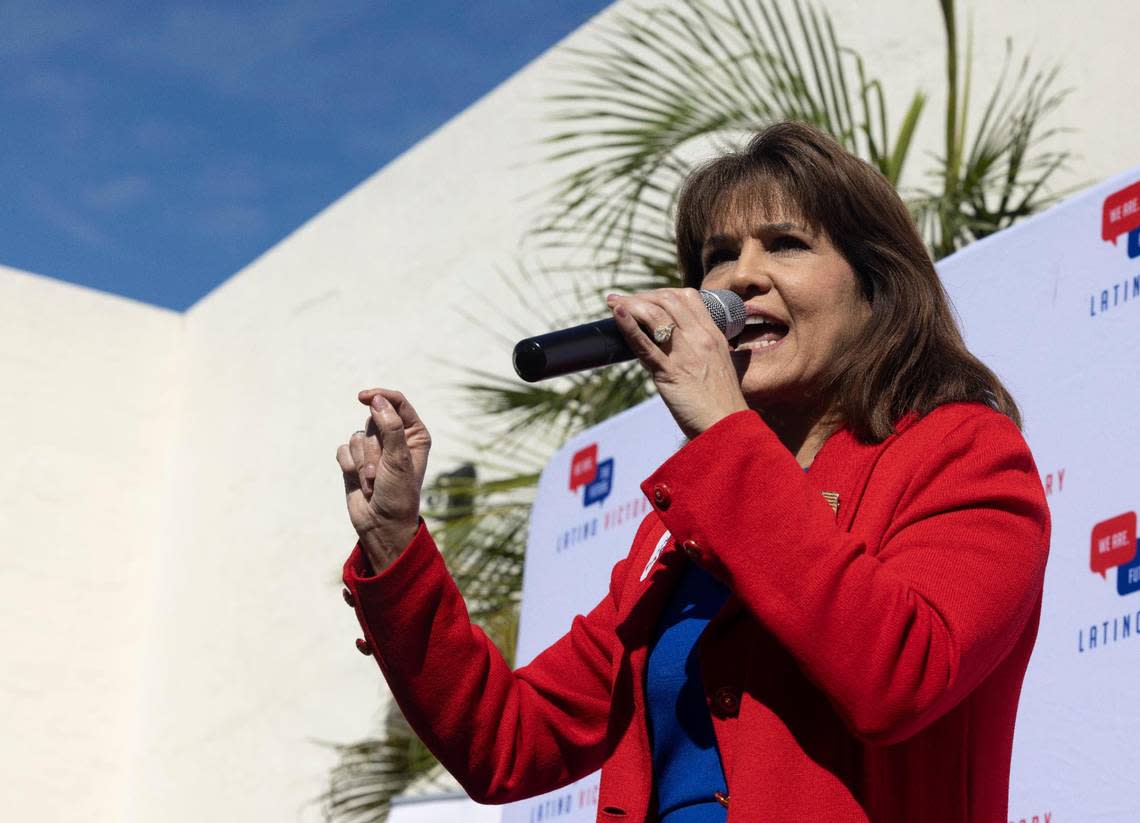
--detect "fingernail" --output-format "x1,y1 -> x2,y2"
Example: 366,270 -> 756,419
371,395 -> 386,410
605,293 -> 618,303
615,304 -> 628,317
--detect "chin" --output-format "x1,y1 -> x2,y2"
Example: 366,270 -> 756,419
739,373 -> 803,413
740,383 -> 783,411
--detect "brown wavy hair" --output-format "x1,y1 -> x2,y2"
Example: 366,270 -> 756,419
674,121 -> 1021,443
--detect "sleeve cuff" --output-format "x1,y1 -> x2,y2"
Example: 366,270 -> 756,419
342,518 -> 436,591
640,408 -> 798,502
638,408 -> 816,573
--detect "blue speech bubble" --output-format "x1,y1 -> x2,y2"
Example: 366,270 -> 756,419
1117,538 -> 1140,596
583,457 -> 614,507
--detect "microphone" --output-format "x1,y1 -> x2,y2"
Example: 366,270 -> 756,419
512,289 -> 747,382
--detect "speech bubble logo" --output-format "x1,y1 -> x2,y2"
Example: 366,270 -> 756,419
1117,539 -> 1140,596
569,444 -> 598,492
583,457 -> 614,507
1102,181 -> 1140,250
1090,512 -> 1137,578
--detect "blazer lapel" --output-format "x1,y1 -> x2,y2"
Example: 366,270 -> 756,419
807,419 -> 909,533
698,422 -> 899,628
614,519 -> 687,649
612,417 -> 908,648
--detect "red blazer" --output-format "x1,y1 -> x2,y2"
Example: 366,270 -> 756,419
342,402 -> 1050,822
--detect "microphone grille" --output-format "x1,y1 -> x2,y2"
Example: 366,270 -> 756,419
700,289 -> 746,339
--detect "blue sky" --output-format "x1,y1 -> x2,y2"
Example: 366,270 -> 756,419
0,0 -> 613,311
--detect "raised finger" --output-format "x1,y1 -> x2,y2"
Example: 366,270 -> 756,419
362,415 -> 382,465
369,395 -> 413,473
359,388 -> 426,432
337,444 -> 363,498
348,430 -> 375,497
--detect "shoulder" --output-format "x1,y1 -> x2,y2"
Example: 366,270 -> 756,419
877,402 -> 1048,535
886,401 -> 1030,471
843,401 -> 1035,503
894,400 -> 1022,444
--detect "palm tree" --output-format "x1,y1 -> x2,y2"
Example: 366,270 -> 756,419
320,0 -> 1070,818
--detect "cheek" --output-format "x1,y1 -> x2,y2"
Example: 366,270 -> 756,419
819,267 -> 870,332
834,304 -> 871,347
797,296 -> 870,358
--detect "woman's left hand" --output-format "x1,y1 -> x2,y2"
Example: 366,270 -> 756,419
607,288 -> 748,439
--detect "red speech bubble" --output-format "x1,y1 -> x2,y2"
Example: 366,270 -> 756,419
1090,512 -> 1137,578
569,444 -> 598,492
1102,181 -> 1140,245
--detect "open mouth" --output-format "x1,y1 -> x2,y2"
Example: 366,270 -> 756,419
733,315 -> 790,351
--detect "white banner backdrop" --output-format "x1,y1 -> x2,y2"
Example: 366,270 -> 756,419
496,164 -> 1140,823
502,395 -> 684,823
938,167 -> 1140,823
388,793 -> 503,823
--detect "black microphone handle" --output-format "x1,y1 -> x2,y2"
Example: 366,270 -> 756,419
513,317 -> 634,382
512,289 -> 745,382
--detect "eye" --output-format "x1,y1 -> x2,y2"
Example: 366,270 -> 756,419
770,234 -> 808,252
702,248 -> 735,273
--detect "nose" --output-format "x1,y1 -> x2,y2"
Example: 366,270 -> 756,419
727,238 -> 774,297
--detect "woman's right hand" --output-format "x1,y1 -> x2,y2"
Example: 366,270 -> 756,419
336,388 -> 432,573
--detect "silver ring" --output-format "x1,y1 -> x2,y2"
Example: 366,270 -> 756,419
653,323 -> 676,344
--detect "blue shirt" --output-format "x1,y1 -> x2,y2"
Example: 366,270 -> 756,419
646,466 -> 808,820
645,562 -> 731,822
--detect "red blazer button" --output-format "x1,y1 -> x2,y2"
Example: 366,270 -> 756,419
652,483 -> 672,509
680,539 -> 700,559
713,686 -> 740,717
341,587 -> 356,608
355,638 -> 373,656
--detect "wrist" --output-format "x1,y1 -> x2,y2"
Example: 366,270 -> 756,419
684,401 -> 750,440
360,520 -> 419,573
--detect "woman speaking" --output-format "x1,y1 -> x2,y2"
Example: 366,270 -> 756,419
334,122 -> 1050,823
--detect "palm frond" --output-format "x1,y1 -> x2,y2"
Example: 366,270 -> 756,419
913,28 -> 1071,257
535,0 -> 919,278
317,700 -> 444,823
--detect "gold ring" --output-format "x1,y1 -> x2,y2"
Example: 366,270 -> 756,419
653,323 -> 676,344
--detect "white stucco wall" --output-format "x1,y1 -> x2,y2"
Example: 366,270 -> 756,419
3,1 -> 1138,822
0,266 -> 181,823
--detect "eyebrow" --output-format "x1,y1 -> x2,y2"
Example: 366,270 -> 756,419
702,222 -> 811,249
